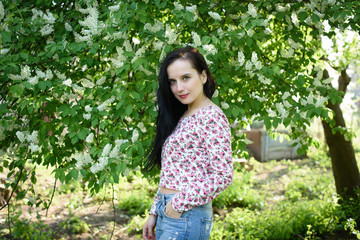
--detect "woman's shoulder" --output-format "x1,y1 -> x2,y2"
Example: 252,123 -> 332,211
196,104 -> 228,123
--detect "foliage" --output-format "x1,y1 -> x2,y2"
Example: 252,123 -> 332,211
117,189 -> 153,215
1,0 -> 359,197
127,214 -> 147,235
0,209 -> 54,240
60,215 -> 91,234
213,171 -> 264,210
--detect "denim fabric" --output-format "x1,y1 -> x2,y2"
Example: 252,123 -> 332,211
155,192 -> 213,240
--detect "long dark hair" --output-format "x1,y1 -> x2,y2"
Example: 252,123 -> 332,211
144,46 -> 216,171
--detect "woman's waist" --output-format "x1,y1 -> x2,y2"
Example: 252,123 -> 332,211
159,187 -> 180,194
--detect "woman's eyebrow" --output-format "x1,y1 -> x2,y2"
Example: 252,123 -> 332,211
168,73 -> 192,81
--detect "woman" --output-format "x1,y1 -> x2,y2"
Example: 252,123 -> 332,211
143,46 -> 233,240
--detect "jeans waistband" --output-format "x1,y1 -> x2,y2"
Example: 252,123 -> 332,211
156,191 -> 212,208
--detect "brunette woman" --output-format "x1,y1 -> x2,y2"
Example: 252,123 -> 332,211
143,46 -> 233,240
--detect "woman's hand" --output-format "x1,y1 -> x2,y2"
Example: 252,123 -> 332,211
143,214 -> 157,240
165,200 -> 182,218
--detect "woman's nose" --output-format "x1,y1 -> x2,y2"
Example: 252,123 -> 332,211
176,82 -> 184,91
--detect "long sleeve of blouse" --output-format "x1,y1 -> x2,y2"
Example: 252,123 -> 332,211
149,105 -> 233,215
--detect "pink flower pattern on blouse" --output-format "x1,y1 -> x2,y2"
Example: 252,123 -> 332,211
149,105 -> 233,215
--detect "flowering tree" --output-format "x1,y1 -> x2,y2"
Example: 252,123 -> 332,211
0,0 -> 359,210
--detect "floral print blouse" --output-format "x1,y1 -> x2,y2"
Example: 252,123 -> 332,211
149,105 -> 233,214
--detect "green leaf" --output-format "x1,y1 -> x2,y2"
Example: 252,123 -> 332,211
1,31 -> 11,43
264,117 -> 271,130
9,85 -> 23,97
110,171 -> 119,183
77,128 -> 89,140
70,168 -> 79,180
38,81 -> 47,90
125,104 -> 133,115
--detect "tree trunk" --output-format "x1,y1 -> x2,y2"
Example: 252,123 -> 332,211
321,69 -> 360,199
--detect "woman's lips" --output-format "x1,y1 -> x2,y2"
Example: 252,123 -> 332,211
179,94 -> 189,99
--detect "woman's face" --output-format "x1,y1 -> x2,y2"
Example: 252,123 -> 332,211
167,59 -> 207,109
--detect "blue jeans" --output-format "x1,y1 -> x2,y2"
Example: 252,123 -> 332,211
155,192 -> 213,240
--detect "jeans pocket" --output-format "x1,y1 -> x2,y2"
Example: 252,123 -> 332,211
200,217 -> 213,240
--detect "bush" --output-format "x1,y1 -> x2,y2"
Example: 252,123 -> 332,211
213,171 -> 264,210
117,190 -> 153,215
60,215 -> 91,234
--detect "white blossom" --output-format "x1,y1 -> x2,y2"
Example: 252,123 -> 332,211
109,145 -> 120,159
185,5 -> 198,22
185,5 -> 197,14
254,61 -> 263,70
291,12 -> 299,28
208,11 -> 221,21
16,131 -> 26,143
65,22 -> 73,31
132,37 -> 140,45
83,113 -> 91,120
153,40 -> 163,51
173,2 -> 184,10
21,65 -> 31,80
137,122 -> 147,133
108,4 -> 120,12
81,79 -> 95,88
281,48 -> 294,58
276,103 -> 288,118
266,108 -> 277,117
102,143 -> 112,157
165,24 -> 177,44
288,38 -> 303,49
245,61 -> 252,71
0,2 -> 4,21
248,3 -> 257,18
238,51 -> 245,66
8,74 -> 22,81
85,105 -> 92,112
257,74 -> 271,85
191,31 -> 202,47
264,28 -> 272,35
123,40 -> 132,52
96,76 -> 106,85
144,20 -> 164,33
282,91 -> 291,100
283,100 -> 292,108
28,76 -> 39,85
63,79 -> 72,87
221,102 -> 229,109
203,44 -> 217,55
29,143 -> 40,153
251,52 -> 258,64
46,69 -> 53,79
213,89 -> 219,98
247,28 -> 254,37
40,24 -> 54,36
79,6 -> 100,35
131,129 -> 139,142
86,133 -> 94,143
28,131 -> 39,144
55,70 -> 66,80
276,4 -> 287,12
36,69 -> 46,78
0,48 -> 9,55
97,102 -> 107,112
315,96 -> 328,107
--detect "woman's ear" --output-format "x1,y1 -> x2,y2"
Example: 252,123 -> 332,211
201,70 -> 207,84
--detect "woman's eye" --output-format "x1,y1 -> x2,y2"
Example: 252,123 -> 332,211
183,76 -> 190,80
170,80 -> 175,85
